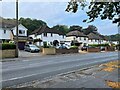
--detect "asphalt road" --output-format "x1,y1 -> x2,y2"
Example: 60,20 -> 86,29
1,52 -> 118,87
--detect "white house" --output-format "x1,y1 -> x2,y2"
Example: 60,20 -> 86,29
87,32 -> 109,45
29,25 -> 66,46
0,20 -> 28,50
65,30 -> 88,47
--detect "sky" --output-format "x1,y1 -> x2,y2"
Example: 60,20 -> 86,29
1,0 -> 119,35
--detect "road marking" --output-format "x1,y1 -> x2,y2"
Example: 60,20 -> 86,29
1,59 -> 117,83
2,55 -> 118,72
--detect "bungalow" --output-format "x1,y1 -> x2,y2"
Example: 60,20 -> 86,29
87,32 -> 102,44
65,30 -> 88,47
29,25 -> 66,46
0,19 -> 28,50
87,32 -> 109,45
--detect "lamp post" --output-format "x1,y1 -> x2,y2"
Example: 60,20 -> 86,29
15,0 -> 19,57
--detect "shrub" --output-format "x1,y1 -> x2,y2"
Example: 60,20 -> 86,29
0,43 -> 16,50
89,44 -> 109,47
70,45 -> 78,49
43,42 -> 53,48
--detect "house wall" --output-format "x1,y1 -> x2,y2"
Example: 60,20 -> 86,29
65,36 -> 88,46
29,33 -> 66,46
0,28 -> 11,40
12,24 -> 27,37
88,39 -> 99,44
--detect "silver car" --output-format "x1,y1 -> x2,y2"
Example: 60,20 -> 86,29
24,44 -> 40,52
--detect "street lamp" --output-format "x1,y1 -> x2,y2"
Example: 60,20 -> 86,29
15,0 -> 19,57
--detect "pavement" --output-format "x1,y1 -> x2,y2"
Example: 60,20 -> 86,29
13,61 -> 119,88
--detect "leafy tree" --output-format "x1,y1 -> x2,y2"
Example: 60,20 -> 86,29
52,25 -> 69,34
19,18 -> 46,35
82,25 -> 98,35
69,25 -> 82,31
105,34 -> 120,41
66,0 -> 120,25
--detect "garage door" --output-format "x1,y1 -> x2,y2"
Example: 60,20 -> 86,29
18,42 -> 25,50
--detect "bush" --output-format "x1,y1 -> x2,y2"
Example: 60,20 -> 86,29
0,43 -> 16,50
70,45 -> 78,49
43,42 -> 53,48
89,44 -> 109,47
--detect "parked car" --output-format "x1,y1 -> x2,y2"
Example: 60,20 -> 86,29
24,44 -> 40,52
64,44 -> 70,49
100,46 -> 105,51
81,46 -> 88,51
56,44 -> 70,49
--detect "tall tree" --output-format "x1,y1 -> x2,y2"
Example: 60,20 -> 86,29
19,18 -> 46,35
52,25 -> 69,34
82,25 -> 98,35
66,0 -> 120,25
69,25 -> 82,31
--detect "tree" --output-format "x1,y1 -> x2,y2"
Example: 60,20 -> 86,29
52,25 -> 69,34
69,25 -> 82,31
19,18 -> 46,35
66,0 -> 120,25
82,25 -> 98,35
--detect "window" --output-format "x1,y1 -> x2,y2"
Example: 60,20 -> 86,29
79,37 -> 81,40
84,37 -> 86,40
4,30 -> 6,34
19,30 -> 25,34
51,33 -> 53,37
63,35 -> 64,39
44,33 -> 47,37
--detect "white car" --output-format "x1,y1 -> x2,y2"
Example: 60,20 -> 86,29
56,44 -> 70,49
24,44 -> 40,52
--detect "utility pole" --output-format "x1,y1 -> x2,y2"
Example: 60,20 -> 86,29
15,0 -> 19,57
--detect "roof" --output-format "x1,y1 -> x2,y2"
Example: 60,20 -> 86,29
87,33 -> 102,40
0,18 -> 19,28
66,30 -> 87,37
32,25 -> 65,35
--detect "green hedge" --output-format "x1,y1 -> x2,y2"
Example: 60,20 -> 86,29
70,45 -> 78,49
0,43 -> 16,50
88,44 -> 109,47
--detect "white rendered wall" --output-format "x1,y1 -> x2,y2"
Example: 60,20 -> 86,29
12,24 -> 28,36
0,28 -> 11,40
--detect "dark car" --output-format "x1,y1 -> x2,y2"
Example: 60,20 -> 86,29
100,46 -> 105,51
24,44 -> 40,52
81,46 -> 88,51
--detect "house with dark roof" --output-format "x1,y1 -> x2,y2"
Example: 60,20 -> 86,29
87,32 -> 109,44
0,19 -> 28,50
65,30 -> 88,47
29,25 -> 66,46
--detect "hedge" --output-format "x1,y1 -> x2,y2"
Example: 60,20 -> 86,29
0,43 -> 16,50
70,45 -> 78,49
88,44 -> 109,47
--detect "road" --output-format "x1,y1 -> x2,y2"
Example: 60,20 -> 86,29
1,52 -> 118,87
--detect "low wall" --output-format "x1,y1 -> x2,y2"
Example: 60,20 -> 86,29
105,47 -> 115,51
56,48 -> 78,54
42,48 -> 56,55
87,47 -> 100,52
0,49 -> 16,58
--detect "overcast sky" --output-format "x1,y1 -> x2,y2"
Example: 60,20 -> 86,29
1,1 -> 119,35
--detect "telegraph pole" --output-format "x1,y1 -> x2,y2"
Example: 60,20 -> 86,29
15,0 -> 19,57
